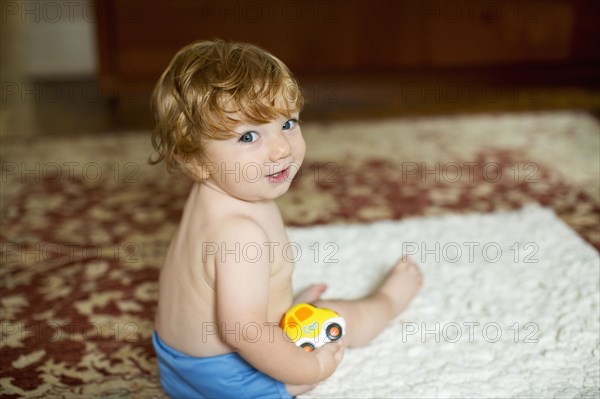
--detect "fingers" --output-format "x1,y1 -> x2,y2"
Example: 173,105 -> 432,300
314,341 -> 345,380
332,341 -> 345,363
293,284 -> 329,305
285,383 -> 317,396
319,341 -> 344,362
317,283 -> 328,296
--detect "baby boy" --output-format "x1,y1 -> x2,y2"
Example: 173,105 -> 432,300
150,39 -> 422,398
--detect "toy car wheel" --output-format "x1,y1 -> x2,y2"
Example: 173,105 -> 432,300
300,343 -> 315,352
326,323 -> 342,341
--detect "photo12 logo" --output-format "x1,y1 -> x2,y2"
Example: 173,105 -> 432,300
1,161 -> 139,184
201,161 -> 339,184
400,321 -> 540,344
2,1 -> 96,23
1,321 -> 140,344
401,241 -> 539,264
401,162 -> 539,184
0,240 -> 170,265
201,241 -> 339,264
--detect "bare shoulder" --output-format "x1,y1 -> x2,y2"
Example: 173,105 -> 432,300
210,214 -> 270,250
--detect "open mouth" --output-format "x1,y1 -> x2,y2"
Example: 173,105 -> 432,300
267,167 -> 290,183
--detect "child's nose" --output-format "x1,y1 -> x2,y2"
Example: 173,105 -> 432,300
268,133 -> 292,162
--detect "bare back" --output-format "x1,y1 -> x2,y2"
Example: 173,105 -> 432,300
155,182 -> 294,357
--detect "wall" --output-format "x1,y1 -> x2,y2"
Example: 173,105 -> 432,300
3,0 -> 97,79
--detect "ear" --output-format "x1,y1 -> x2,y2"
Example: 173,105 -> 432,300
188,162 -> 211,182
196,157 -> 215,181
198,167 -> 211,180
177,155 -> 211,182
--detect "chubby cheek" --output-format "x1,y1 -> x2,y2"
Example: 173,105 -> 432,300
205,145 -> 255,178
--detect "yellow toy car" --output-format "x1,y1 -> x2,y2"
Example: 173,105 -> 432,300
279,303 -> 346,352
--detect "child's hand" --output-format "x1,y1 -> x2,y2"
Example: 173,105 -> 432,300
314,341 -> 345,380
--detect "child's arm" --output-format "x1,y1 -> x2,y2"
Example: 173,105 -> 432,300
213,217 -> 344,385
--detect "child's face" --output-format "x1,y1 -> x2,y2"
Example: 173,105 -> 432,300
202,113 -> 305,201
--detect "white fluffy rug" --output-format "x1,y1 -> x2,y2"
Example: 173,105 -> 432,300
289,205 -> 599,398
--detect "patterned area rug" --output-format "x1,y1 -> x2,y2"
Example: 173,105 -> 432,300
1,111 -> 598,397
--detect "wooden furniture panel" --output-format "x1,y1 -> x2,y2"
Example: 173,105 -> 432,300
424,0 -> 575,66
95,0 -> 600,97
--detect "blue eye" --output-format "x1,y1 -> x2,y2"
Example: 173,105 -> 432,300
239,131 -> 258,143
283,119 -> 298,130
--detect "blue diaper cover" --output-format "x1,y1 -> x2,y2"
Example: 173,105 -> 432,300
152,331 -> 292,398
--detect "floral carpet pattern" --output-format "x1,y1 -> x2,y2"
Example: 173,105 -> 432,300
0,111 -> 598,397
